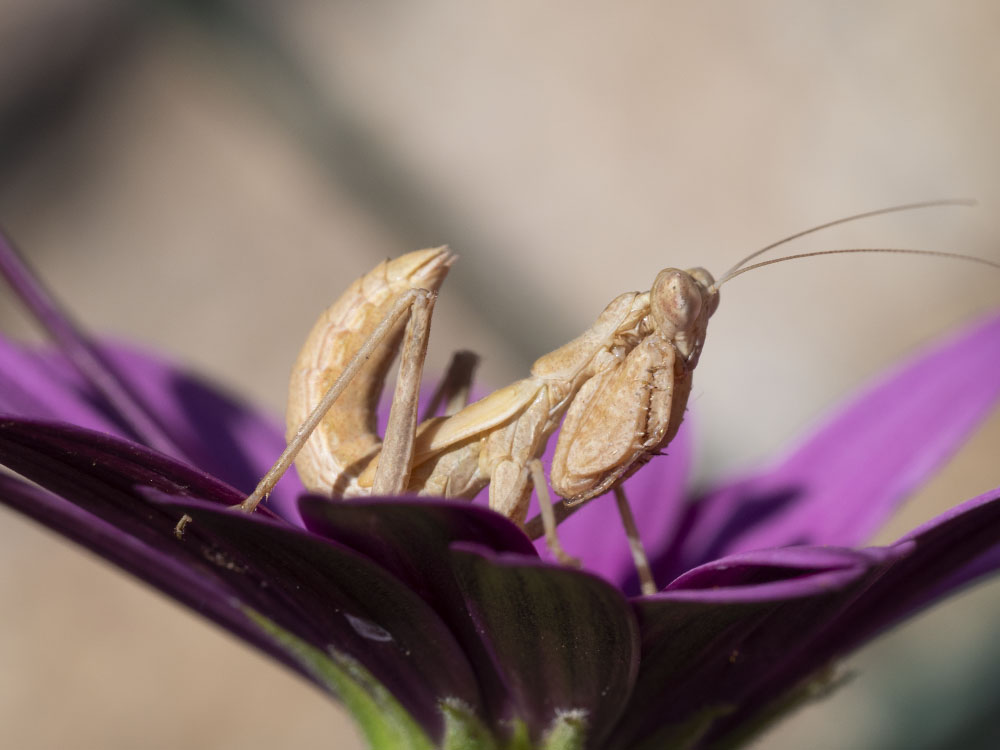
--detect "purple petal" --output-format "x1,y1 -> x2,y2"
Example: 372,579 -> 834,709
663,545 -> 904,600
826,485 -> 1000,651
0,336 -> 127,434
157,497 -> 482,742
0,234 -> 184,455
300,496 -> 535,734
618,484 -> 1000,748
96,344 -> 305,525
532,420 -> 694,593
299,495 -> 537,604
0,418 -> 482,740
449,543 -> 640,745
702,484 -> 1000,746
0,418 -> 245,532
664,312 -> 1000,576
607,548 -> 900,749
0,474 -> 301,676
0,335 -> 305,525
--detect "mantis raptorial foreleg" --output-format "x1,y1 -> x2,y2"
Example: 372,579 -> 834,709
372,289 -> 435,495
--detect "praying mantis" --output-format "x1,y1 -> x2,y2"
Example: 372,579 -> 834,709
228,200 -> 998,588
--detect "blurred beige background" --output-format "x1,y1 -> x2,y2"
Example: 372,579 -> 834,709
0,1 -> 999,748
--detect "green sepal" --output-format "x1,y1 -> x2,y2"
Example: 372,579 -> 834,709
501,720 -> 533,750
243,607 -> 435,750
441,698 -> 499,750
439,713 -> 541,750
540,711 -> 588,750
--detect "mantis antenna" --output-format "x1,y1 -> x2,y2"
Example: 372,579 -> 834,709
714,246 -> 1000,289
717,198 -> 978,282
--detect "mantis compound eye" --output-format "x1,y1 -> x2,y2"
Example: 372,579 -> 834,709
686,266 -> 720,317
650,268 -> 705,336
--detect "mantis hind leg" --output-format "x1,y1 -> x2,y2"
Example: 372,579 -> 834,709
422,350 -> 480,420
241,287 -> 437,512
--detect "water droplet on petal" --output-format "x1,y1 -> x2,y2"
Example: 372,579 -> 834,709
345,613 -> 394,642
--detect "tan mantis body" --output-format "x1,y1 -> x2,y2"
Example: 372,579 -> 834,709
285,247 -> 718,527
230,201 -> 993,575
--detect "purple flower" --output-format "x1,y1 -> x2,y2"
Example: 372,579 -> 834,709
1,233 -> 999,749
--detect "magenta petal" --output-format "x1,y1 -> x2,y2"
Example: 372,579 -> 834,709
0,335 -> 305,525
666,312 -> 1000,575
95,344 -> 306,525
0,336 -> 125,434
0,235 -> 185,455
523,420 -> 693,591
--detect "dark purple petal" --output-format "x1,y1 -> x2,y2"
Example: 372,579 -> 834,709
619,485 -> 1000,748
0,418 -> 245,538
822,485 -> 1000,653
0,418 -> 483,740
663,545 -> 903,600
299,495 -> 536,605
700,484 -> 1000,746
300,496 -> 535,734
449,543 -> 640,745
156,497 -> 483,742
0,473 -> 302,677
0,421 -> 292,668
0,421 -> 316,683
662,312 -> 1000,577
607,547 -> 903,749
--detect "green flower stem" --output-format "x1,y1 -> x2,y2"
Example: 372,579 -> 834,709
243,607 -> 435,750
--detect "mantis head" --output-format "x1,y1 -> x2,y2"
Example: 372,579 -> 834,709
649,267 -> 719,366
